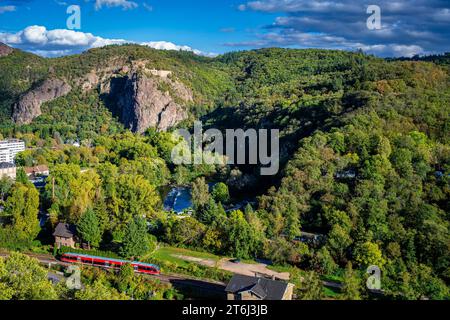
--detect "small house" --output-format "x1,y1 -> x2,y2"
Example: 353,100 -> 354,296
24,165 -> 49,178
225,274 -> 294,300
53,222 -> 77,249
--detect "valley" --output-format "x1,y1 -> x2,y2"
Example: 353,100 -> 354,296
0,43 -> 449,300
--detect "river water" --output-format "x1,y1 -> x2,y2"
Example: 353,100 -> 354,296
163,186 -> 193,214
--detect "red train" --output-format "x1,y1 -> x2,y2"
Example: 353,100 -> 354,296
61,252 -> 160,275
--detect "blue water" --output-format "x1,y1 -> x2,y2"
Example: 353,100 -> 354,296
163,187 -> 193,214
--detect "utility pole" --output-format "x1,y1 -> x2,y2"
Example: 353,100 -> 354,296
52,176 -> 55,201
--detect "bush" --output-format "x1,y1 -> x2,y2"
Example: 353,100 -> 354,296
57,246 -> 121,259
0,227 -> 35,251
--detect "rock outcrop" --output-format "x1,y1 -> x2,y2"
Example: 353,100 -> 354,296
12,78 -> 72,124
0,43 -> 13,57
115,72 -> 189,133
11,58 -> 191,132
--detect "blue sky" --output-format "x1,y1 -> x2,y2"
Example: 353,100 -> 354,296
0,0 -> 449,57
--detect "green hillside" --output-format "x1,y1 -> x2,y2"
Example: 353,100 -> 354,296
0,45 -> 449,299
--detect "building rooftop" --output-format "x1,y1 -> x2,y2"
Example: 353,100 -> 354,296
225,274 -> 290,300
24,165 -> 49,175
0,139 -> 24,144
53,222 -> 76,238
0,162 -> 16,169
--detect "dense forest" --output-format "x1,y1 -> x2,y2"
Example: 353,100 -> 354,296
0,44 -> 449,300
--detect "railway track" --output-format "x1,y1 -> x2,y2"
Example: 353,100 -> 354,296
0,251 -> 226,294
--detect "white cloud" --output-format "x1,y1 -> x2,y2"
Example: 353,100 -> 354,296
242,0 -> 358,13
359,44 -> 425,57
95,0 -> 138,10
235,0 -> 450,56
0,26 -> 126,52
433,8 -> 450,22
141,41 -> 198,53
226,28 -> 426,57
0,5 -> 16,14
0,25 -> 215,57
143,3 -> 153,12
141,41 -> 217,57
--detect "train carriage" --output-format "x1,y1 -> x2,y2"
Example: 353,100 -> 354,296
61,252 -> 160,275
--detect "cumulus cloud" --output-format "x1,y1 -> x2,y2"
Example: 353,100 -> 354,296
0,25 -> 126,56
0,5 -> 16,13
234,0 -> 450,57
0,25 -> 214,57
95,0 -> 138,10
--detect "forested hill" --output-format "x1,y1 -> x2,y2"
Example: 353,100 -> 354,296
0,44 -> 449,299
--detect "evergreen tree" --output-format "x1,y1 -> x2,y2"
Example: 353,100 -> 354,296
211,182 -> 230,204
299,271 -> 324,300
120,217 -> 149,259
341,262 -> 362,300
226,210 -> 260,259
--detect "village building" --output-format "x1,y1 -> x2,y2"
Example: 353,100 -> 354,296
225,274 -> 294,300
0,139 -> 25,163
24,165 -> 50,178
53,222 -> 77,249
0,162 -> 16,180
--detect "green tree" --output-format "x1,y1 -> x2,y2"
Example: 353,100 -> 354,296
4,183 -> 40,240
211,182 -> 230,204
265,237 -> 308,265
15,168 -> 29,185
0,252 -> 57,300
75,279 -> 129,300
327,224 -> 352,263
117,263 -> 137,294
341,262 -> 362,300
192,177 -> 210,211
0,176 -> 13,202
169,216 -> 206,246
115,174 -> 160,222
299,271 -> 324,300
311,247 -> 338,275
120,216 -> 150,259
354,241 -> 386,269
77,208 -> 102,248
226,210 -> 260,259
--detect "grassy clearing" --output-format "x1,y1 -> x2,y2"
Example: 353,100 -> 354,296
144,246 -> 232,283
150,246 -> 220,267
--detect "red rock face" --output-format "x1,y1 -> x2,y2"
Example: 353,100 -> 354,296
0,43 -> 13,57
12,78 -> 72,124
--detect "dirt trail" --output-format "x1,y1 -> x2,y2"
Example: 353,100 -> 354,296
174,254 -> 290,280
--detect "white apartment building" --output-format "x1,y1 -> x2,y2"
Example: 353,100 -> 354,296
0,139 -> 25,163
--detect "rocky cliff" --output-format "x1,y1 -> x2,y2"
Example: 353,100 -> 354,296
10,55 -> 192,132
0,43 -> 13,57
116,72 -> 189,133
98,64 -> 191,133
12,78 -> 72,124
